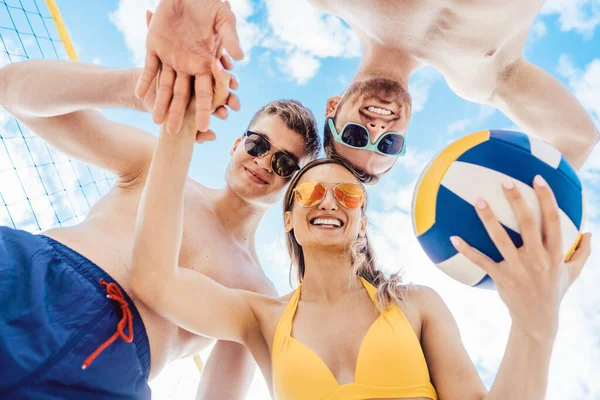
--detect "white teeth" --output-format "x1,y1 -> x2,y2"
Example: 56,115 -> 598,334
367,106 -> 392,116
311,218 -> 342,227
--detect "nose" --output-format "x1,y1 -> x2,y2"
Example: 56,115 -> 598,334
318,186 -> 338,211
367,121 -> 388,144
254,151 -> 273,173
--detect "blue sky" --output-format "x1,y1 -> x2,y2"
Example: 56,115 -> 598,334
1,0 -> 599,398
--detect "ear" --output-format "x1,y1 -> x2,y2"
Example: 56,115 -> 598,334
230,137 -> 242,156
284,211 -> 294,233
359,216 -> 367,238
325,96 -> 342,118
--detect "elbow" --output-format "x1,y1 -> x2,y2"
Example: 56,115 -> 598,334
130,256 -> 162,307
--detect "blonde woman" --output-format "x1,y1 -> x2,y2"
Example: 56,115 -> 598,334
132,100 -> 592,399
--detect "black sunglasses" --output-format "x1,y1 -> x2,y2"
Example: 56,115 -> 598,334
243,131 -> 300,178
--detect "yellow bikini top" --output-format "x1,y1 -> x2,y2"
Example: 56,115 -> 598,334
271,277 -> 438,400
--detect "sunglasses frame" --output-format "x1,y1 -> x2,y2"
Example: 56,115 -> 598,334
293,181 -> 366,209
243,131 -> 300,178
327,118 -> 406,157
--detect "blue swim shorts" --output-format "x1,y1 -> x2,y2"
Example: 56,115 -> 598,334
0,226 -> 151,399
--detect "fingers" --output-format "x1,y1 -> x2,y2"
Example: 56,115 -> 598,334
229,73 -> 239,91
473,196 -> 520,264
211,59 -> 231,110
220,53 -> 233,71
501,177 -> 543,253
153,65 -> 176,124
136,52 -> 160,98
216,7 -> 244,61
212,106 -> 228,120
533,175 -> 563,262
196,130 -> 216,144
194,72 -> 213,132
450,236 -> 496,279
566,232 -> 592,285
226,92 -> 240,111
166,74 -> 192,134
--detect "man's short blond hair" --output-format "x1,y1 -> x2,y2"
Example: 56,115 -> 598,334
248,100 -> 320,161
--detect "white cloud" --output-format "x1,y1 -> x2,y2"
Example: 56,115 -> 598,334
446,105 -> 497,135
530,20 -> 548,42
275,50 -> 321,86
408,66 -> 443,113
448,118 -> 471,135
542,0 -> 600,38
263,0 -> 360,83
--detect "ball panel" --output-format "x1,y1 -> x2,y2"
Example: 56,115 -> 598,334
437,252 -> 487,286
528,135 -> 562,169
489,130 -> 531,152
473,274 -> 496,289
557,155 -> 582,191
413,130 -> 490,236
456,139 -> 583,228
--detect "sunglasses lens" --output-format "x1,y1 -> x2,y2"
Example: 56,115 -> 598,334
272,152 -> 298,178
295,182 -> 326,207
334,183 -> 365,209
377,134 -> 404,155
245,134 -> 270,157
341,125 -> 369,148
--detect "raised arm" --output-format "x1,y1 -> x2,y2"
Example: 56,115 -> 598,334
420,176 -> 592,400
196,341 -> 256,400
0,60 -> 155,182
130,101 -> 258,345
491,58 -> 599,171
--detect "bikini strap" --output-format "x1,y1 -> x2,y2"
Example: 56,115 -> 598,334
272,283 -> 303,352
359,276 -> 380,309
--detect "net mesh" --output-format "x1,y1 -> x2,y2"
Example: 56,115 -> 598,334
0,0 -> 114,233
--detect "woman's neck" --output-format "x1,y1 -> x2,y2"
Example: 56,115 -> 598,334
299,247 -> 364,303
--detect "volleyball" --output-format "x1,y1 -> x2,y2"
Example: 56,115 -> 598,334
412,130 -> 585,288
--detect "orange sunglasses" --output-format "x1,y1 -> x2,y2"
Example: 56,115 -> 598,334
294,181 -> 365,209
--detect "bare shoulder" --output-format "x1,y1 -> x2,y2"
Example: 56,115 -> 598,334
401,284 -> 449,323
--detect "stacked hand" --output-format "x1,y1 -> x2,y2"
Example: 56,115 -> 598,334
135,0 -> 244,135
451,175 -> 592,340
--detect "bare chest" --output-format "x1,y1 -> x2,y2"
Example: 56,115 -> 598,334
316,0 -> 545,59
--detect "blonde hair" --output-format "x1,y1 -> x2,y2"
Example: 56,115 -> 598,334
283,156 -> 404,309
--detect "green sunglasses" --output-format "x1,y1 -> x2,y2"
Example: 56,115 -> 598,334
328,118 -> 406,157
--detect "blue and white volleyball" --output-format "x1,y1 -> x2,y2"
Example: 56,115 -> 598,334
412,130 -> 585,289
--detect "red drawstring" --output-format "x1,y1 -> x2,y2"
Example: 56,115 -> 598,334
82,279 -> 134,370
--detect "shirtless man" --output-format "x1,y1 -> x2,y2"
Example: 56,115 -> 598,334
0,46 -> 319,400
142,0 -> 599,182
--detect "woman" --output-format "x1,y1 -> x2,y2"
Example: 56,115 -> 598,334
131,99 -> 592,399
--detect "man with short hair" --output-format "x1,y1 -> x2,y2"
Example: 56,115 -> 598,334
0,56 -> 319,399
143,0 -> 599,182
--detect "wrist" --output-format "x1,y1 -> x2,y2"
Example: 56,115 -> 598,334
511,322 -> 557,348
116,68 -> 146,112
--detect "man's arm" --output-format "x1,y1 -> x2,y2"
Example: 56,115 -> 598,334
196,341 -> 255,400
491,58 -> 599,171
0,60 -> 155,183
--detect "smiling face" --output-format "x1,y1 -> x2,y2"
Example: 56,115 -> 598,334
325,78 -> 412,177
284,162 -> 366,252
225,114 -> 308,206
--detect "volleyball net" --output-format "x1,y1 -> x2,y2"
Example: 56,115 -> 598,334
0,0 -> 114,233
